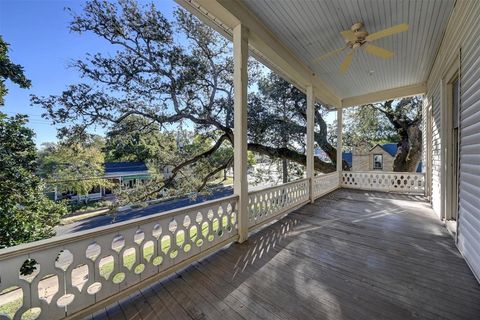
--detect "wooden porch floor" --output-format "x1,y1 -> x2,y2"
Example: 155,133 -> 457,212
88,189 -> 480,320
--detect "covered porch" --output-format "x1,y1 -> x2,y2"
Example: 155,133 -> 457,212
2,0 -> 480,319
90,189 -> 480,320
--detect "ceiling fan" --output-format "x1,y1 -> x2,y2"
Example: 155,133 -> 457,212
314,22 -> 409,73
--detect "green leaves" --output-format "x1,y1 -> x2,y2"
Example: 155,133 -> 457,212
0,114 -> 67,248
0,36 -> 32,106
37,139 -> 111,196
343,103 -> 399,150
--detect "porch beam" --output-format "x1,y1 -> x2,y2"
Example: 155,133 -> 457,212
306,85 -> 315,203
336,108 -> 343,174
341,83 -> 426,107
233,24 -> 249,243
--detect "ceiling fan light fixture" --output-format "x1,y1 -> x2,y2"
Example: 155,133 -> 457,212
313,22 -> 408,73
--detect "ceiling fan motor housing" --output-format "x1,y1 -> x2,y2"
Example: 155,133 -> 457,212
314,21 -> 407,73
348,22 -> 368,48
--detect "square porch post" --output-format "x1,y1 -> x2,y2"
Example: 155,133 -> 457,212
306,85 -> 315,203
337,108 -> 343,179
233,24 -> 249,243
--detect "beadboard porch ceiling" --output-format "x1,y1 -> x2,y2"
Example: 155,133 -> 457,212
178,0 -> 455,106
242,0 -> 454,99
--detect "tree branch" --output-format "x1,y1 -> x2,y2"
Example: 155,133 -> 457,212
196,157 -> 233,191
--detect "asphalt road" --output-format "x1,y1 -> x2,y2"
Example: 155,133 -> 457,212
55,187 -> 233,236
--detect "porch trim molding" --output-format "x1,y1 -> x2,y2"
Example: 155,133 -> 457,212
233,23 -> 249,243
306,85 -> 315,203
337,108 -> 343,177
341,83 -> 427,107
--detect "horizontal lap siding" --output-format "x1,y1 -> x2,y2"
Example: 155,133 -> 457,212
459,8 -> 480,281
427,0 -> 480,281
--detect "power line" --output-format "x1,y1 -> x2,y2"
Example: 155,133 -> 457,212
2,111 -> 45,117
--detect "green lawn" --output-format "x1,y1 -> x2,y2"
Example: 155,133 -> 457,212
0,294 -> 22,319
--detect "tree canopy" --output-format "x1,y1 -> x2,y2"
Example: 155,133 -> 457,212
0,113 -> 66,248
31,0 -> 341,202
0,35 -> 67,247
38,139 -> 111,198
344,96 -> 422,171
0,36 -> 31,106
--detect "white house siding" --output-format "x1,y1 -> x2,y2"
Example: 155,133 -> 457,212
426,0 -> 480,281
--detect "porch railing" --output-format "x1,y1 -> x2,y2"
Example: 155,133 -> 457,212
341,171 -> 425,194
0,196 -> 238,320
313,172 -> 340,199
248,178 -> 310,231
0,170 -> 425,320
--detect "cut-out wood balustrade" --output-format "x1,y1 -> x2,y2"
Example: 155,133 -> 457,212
0,170 -> 426,319
248,178 -> 310,230
341,171 -> 425,193
0,196 -> 238,320
313,172 -> 340,199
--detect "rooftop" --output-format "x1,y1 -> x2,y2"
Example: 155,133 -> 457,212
104,162 -> 149,175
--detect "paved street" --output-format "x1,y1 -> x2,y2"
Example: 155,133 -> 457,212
55,187 -> 233,236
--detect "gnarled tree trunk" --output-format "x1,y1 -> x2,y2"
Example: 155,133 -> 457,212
393,123 -> 422,172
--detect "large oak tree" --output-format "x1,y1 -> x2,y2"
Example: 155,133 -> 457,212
344,97 -> 422,172
32,0 -> 340,200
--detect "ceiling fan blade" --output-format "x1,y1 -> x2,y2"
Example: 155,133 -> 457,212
340,30 -> 356,42
366,23 -> 409,41
364,44 -> 394,59
339,50 -> 354,74
313,47 -> 347,63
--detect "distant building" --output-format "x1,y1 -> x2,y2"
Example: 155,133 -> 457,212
343,143 -> 422,172
103,162 -> 150,195
52,162 -> 151,202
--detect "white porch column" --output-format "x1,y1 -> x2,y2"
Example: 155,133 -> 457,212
336,108 -> 343,175
306,85 -> 315,203
233,24 -> 249,243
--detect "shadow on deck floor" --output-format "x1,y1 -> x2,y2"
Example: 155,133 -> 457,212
88,189 -> 480,320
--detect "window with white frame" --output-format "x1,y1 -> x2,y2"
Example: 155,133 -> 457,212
373,154 -> 383,170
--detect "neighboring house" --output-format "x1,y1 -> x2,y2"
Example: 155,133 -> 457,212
352,143 -> 396,171
343,143 -> 421,172
103,161 -> 150,195
52,162 -> 151,202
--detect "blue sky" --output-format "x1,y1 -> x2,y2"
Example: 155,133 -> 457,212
1,0 -> 336,147
0,0 -> 177,146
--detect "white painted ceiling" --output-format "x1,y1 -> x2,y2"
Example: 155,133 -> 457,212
242,0 -> 455,99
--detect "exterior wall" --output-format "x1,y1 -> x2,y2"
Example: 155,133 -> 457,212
426,0 -> 480,281
352,146 -> 394,171
351,154 -> 369,171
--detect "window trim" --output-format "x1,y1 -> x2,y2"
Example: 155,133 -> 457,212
373,154 -> 383,170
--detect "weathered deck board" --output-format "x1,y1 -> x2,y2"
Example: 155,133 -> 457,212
89,189 -> 480,320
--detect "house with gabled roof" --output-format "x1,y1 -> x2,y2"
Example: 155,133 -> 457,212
352,143 -> 397,171
343,143 -> 422,172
